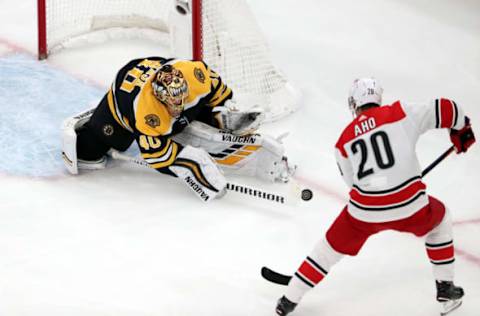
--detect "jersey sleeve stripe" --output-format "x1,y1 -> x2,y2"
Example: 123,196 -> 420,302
439,98 -> 454,128
209,89 -> 233,107
107,89 -> 125,128
143,142 -> 179,169
143,143 -> 174,163
109,85 -> 133,132
205,71 -> 233,107
141,139 -> 172,158
452,101 -> 459,128
435,99 -> 440,128
149,147 -> 178,169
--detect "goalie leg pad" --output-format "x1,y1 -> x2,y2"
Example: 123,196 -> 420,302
62,108 -> 107,174
173,121 -> 296,182
169,145 -> 227,202
254,134 -> 297,183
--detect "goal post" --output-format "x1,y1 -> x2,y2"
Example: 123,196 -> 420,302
37,0 -> 301,121
37,0 -> 48,60
191,0 -> 203,61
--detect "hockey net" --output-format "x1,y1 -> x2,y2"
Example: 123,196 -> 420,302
37,0 -> 300,121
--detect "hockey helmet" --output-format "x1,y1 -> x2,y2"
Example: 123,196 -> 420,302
348,78 -> 383,116
152,64 -> 189,117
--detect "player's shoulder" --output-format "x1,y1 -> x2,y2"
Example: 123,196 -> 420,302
114,57 -> 168,82
120,56 -> 162,70
172,59 -> 209,77
134,92 -> 175,137
335,101 -> 407,148
130,56 -> 170,66
172,59 -> 208,68
171,60 -> 212,92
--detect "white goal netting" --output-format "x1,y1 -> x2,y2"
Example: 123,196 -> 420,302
41,0 -> 300,121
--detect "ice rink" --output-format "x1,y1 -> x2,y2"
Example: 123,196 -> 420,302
0,0 -> 479,315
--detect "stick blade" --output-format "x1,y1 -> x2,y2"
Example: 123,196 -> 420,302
261,266 -> 292,286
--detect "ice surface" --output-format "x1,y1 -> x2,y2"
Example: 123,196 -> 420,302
0,0 -> 479,316
0,54 -> 103,177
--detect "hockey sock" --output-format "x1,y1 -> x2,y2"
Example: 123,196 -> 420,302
426,239 -> 455,281
425,209 -> 455,281
285,238 -> 344,303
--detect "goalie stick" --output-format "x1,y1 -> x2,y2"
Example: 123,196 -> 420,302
261,146 -> 457,286
107,150 -> 301,205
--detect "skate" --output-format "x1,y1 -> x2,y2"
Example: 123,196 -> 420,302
436,281 -> 464,316
275,296 -> 297,316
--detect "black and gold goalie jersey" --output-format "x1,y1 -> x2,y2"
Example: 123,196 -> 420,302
105,57 -> 233,174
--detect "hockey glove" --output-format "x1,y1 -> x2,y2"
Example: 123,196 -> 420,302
212,100 -> 265,136
450,117 -> 475,153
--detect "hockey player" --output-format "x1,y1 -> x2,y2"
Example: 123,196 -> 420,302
62,57 -> 293,202
275,78 -> 475,315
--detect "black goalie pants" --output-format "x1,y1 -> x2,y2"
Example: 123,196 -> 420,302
76,94 -> 135,161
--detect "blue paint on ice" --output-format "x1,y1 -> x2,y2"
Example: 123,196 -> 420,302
0,54 -> 104,177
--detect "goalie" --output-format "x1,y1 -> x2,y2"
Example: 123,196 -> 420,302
62,57 -> 295,202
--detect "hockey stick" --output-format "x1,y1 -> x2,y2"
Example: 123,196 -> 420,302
261,146 -> 457,286
421,146 -> 455,177
108,150 -> 294,204
261,266 -> 292,285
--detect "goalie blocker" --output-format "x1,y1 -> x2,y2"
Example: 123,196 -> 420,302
169,145 -> 227,202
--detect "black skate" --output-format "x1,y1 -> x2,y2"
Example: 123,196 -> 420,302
436,281 -> 464,316
275,296 -> 297,316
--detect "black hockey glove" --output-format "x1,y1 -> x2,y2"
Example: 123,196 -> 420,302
171,115 -> 190,134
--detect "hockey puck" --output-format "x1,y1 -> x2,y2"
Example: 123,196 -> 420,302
301,189 -> 313,201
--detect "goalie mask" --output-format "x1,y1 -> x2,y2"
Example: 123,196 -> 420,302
348,78 -> 383,116
152,64 -> 189,117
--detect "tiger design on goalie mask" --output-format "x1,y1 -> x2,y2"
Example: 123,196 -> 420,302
152,65 -> 189,118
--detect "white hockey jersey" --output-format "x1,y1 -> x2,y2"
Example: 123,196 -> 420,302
335,99 -> 466,223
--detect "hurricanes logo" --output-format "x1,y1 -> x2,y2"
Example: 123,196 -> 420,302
194,67 -> 205,83
145,114 -> 160,128
103,124 -> 114,136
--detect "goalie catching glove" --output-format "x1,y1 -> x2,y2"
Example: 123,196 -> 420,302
212,99 -> 266,135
